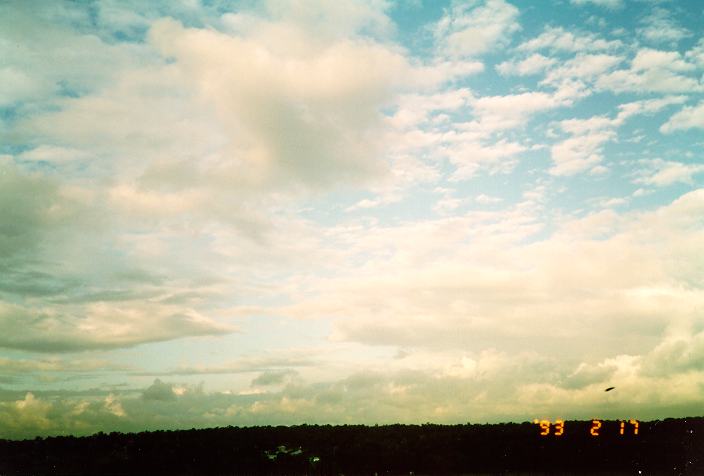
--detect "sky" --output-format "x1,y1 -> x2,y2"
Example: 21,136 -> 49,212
0,0 -> 703,439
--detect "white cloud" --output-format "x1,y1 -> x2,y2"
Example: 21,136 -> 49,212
496,53 -> 556,76
386,86 -> 573,182
550,128 -> 613,176
517,26 -> 622,53
634,159 -> 704,187
542,53 -> 623,86
550,96 -> 688,176
685,38 -> 704,68
638,7 -> 691,45
447,139 -> 527,180
571,0 -> 623,8
435,0 -> 520,57
476,194 -> 503,204
388,89 -> 473,130
597,48 -> 703,93
660,101 -> 704,132
147,17 -> 417,189
284,190 -> 704,360
466,90 -> 572,133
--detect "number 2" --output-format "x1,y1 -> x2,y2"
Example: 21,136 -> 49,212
590,420 -> 602,436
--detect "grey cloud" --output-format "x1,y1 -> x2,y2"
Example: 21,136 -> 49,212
640,332 -> 704,377
0,161 -> 239,353
0,162 -> 64,261
0,1 -> 149,114
142,379 -> 177,401
561,362 -> 618,389
252,370 -> 299,387
0,302 -> 234,353
1,360 -> 703,439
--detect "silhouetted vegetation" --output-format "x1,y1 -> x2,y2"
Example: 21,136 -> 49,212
0,417 -> 701,475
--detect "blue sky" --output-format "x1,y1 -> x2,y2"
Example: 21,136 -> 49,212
0,0 -> 703,438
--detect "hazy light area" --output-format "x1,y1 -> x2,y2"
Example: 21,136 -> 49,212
1,0 -> 703,439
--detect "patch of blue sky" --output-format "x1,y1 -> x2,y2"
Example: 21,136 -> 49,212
388,1 -> 444,56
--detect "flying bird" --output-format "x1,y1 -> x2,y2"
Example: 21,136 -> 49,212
604,386 -> 615,392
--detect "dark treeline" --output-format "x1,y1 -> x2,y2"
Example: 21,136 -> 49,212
0,418 -> 702,475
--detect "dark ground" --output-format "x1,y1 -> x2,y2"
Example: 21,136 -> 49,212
0,417 -> 701,475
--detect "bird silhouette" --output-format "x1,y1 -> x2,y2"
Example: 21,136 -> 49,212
604,386 -> 615,392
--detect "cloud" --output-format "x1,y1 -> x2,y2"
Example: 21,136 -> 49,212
570,0 -> 623,8
634,159 -> 704,187
685,38 -> 704,68
549,96 -> 686,175
2,3 -> 461,355
562,360 -> 618,389
597,48 -> 703,93
450,90 -> 574,143
252,369 -> 299,387
141,16 -> 461,192
549,128 -> 613,176
1,0 -> 703,438
638,7 -> 691,45
270,190 -> 704,366
475,194 -> 502,205
258,0 -> 394,41
142,379 -> 177,401
1,341 -> 704,439
0,301 -> 233,353
0,357 -> 129,376
0,163 -> 236,352
145,351 -> 319,376
0,2 -> 148,110
0,393 -> 54,434
541,53 -> 623,86
385,86 -> 573,182
496,54 -> 556,76
435,0 -> 520,57
517,26 -> 622,53
660,101 -> 704,132
447,139 -> 527,180
640,331 -> 704,377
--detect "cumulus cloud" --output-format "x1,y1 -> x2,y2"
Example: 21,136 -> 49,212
597,48 -> 703,94
1,342 -> 704,439
142,379 -> 177,401
541,53 -> 623,87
